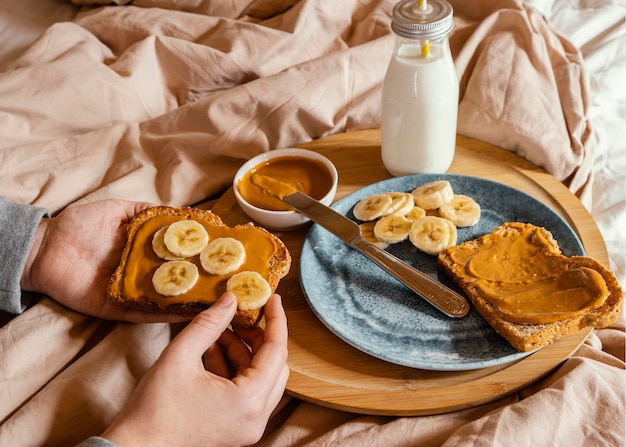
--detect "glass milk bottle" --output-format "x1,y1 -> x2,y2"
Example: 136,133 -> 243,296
381,0 -> 458,176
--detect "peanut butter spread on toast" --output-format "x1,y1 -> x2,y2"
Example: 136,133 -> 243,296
446,222 -> 609,324
122,214 -> 279,308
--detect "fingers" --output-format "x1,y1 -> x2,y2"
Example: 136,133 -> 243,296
101,199 -> 156,223
234,294 -> 287,354
234,294 -> 289,384
202,294 -> 288,379
255,294 -> 289,359
167,292 -> 238,362
244,294 -> 290,414
202,343 -> 231,378
215,330 -> 254,375
159,291 -> 288,400
125,201 -> 157,221
232,325 -> 265,354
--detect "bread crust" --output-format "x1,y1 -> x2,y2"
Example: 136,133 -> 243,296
438,222 -> 623,351
108,206 -> 291,328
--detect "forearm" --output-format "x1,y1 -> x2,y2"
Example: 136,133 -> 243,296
0,197 -> 49,313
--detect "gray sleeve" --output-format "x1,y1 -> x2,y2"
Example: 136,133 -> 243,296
0,197 -> 50,314
75,437 -> 117,447
0,200 -> 116,446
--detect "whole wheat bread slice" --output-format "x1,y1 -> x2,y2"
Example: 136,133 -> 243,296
108,206 -> 291,328
437,222 -> 623,352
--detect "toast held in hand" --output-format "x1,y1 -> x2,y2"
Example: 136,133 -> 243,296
108,206 -> 291,328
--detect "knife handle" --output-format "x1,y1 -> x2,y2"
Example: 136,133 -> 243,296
354,240 -> 470,318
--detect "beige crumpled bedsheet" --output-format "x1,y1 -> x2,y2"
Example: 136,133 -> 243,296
0,0 -> 623,445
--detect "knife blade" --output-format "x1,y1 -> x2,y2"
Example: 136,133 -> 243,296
282,190 -> 470,318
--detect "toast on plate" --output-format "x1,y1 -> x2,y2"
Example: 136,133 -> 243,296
437,222 -> 623,351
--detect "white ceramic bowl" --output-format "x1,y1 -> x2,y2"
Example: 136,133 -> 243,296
233,148 -> 338,231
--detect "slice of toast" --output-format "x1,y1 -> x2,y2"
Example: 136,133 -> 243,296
108,206 -> 291,328
438,222 -> 623,352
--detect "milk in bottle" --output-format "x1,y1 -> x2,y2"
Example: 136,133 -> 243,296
381,0 -> 458,176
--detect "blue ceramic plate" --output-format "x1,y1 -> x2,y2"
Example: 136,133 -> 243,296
299,174 -> 585,371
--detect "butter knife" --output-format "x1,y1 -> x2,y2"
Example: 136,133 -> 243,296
281,190 -> 470,318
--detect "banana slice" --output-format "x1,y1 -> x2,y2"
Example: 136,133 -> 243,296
226,271 -> 272,311
411,180 -> 454,210
359,222 -> 389,249
404,206 -> 426,222
353,193 -> 393,221
163,219 -> 209,258
152,227 -> 184,261
386,192 -> 415,216
200,237 -> 246,275
409,216 -> 457,256
152,260 -> 199,296
439,194 -> 481,227
374,214 -> 413,244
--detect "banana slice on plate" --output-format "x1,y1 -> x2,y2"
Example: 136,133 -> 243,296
374,214 -> 413,244
353,193 -> 393,221
404,205 -> 427,222
152,260 -> 199,296
163,220 -> 209,258
411,180 -> 454,210
152,227 -> 185,261
200,237 -> 246,275
359,222 -> 389,249
439,194 -> 481,227
227,271 -> 272,311
409,216 -> 457,256
386,192 -> 415,216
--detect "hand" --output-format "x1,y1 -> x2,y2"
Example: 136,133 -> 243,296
21,199 -> 188,322
102,292 -> 290,447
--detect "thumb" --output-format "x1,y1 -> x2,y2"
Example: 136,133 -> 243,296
168,292 -> 238,358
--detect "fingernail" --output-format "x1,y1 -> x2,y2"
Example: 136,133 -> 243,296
219,292 -> 237,307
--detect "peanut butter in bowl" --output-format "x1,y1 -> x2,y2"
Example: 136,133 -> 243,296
232,148 -> 338,231
237,155 -> 334,211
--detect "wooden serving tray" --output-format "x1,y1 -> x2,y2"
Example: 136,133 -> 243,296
208,129 -> 608,416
